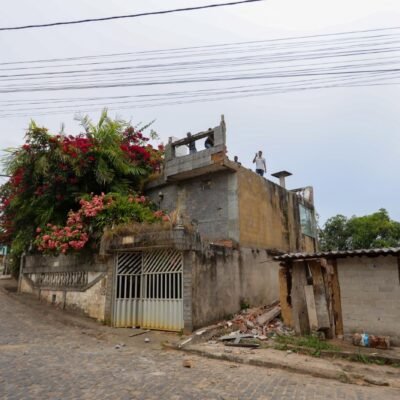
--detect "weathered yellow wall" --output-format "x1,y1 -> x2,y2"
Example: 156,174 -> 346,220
237,168 -> 315,252
302,235 -> 316,253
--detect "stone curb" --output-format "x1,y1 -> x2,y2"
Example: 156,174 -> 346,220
316,348 -> 400,365
165,343 -> 347,381
274,342 -> 400,366
167,343 -> 400,388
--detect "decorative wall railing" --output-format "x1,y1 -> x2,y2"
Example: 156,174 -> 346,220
27,271 -> 88,289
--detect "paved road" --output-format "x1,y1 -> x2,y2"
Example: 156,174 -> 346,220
0,285 -> 399,399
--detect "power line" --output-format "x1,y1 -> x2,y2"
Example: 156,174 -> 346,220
1,24 -> 399,118
1,66 -> 399,94
1,34 -> 399,92
2,34 -> 399,78
1,78 -> 397,120
1,26 -> 400,68
0,0 -> 265,31
0,71 -> 398,118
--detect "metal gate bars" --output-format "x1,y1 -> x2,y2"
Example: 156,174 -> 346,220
113,249 -> 184,331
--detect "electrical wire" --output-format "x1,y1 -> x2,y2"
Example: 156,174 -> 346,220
0,0 -> 265,31
0,72 -> 398,118
1,25 -> 400,118
1,41 -> 399,91
2,35 -> 400,79
1,25 -> 400,67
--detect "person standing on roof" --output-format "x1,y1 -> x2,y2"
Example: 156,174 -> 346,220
204,130 -> 214,149
187,132 -> 197,154
253,150 -> 267,177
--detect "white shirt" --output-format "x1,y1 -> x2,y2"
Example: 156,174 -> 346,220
255,156 -> 266,171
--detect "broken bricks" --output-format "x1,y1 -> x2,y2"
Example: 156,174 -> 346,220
223,302 -> 293,340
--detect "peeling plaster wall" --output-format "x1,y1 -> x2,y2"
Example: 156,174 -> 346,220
20,255 -> 113,322
337,255 -> 400,345
190,247 -> 280,329
147,167 -> 316,253
22,278 -> 107,321
146,170 -> 240,242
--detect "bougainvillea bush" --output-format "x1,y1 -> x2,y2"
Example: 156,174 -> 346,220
0,110 -> 164,269
34,193 -> 167,255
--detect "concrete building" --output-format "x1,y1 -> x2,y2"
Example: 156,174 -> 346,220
275,248 -> 400,345
20,116 -> 317,332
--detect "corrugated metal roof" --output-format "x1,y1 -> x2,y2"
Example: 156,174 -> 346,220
274,247 -> 400,261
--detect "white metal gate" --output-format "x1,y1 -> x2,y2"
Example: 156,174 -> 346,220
113,249 -> 184,331
113,252 -> 142,328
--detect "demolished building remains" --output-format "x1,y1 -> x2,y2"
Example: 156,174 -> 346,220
275,247 -> 400,345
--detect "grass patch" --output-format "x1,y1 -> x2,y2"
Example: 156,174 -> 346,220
347,351 -> 400,367
274,335 -> 339,356
272,336 -> 400,368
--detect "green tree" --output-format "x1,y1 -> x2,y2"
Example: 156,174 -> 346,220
319,209 -> 400,251
318,214 -> 350,251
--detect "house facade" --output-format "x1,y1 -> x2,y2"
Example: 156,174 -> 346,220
20,116 -> 317,332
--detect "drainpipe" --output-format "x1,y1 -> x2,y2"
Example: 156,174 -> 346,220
17,251 -> 26,293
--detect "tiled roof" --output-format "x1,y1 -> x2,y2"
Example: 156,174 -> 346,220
274,247 -> 400,261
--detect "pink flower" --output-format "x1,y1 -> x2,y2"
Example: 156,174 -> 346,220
153,210 -> 164,218
36,227 -> 42,233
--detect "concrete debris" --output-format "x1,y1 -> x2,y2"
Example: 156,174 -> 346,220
178,337 -> 193,348
129,329 -> 150,337
256,305 -> 281,326
352,333 -> 390,349
222,302 -> 294,341
219,333 -> 254,341
182,359 -> 192,368
225,342 -> 260,349
246,320 -> 255,329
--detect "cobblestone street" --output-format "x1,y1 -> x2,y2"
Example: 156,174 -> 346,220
0,286 -> 399,400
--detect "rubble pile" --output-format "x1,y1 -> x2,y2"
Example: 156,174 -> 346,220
222,302 -> 294,341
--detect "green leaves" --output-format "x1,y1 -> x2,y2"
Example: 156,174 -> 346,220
319,209 -> 400,250
0,110 -> 163,268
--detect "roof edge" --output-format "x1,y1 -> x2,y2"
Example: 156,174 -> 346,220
274,247 -> 400,261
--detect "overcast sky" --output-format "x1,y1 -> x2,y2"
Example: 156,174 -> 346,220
0,0 -> 399,224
